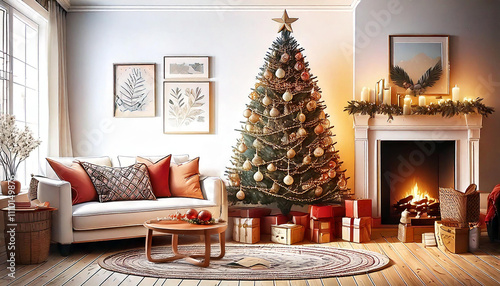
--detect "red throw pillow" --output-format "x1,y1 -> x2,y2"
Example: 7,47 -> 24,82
169,157 -> 204,199
136,155 -> 172,197
46,158 -> 98,205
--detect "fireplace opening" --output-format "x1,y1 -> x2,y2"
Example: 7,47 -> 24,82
380,140 -> 455,225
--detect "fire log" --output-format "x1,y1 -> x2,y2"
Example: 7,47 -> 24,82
414,198 -> 428,205
397,195 -> 413,205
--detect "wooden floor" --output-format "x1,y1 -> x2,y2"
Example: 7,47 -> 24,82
1,228 -> 500,286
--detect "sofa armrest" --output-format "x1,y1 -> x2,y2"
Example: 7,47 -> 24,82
200,176 -> 228,221
37,177 -> 74,244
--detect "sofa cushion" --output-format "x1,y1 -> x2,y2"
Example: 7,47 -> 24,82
80,162 -> 156,202
46,158 -> 98,205
46,156 -> 112,179
170,157 -> 204,199
137,155 -> 172,198
72,197 -> 217,230
118,154 -> 189,167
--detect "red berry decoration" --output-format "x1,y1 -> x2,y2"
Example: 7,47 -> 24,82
301,71 -> 310,81
197,210 -> 212,221
185,209 -> 199,220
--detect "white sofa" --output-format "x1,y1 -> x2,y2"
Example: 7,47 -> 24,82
37,156 -> 227,255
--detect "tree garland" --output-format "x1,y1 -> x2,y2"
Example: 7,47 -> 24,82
344,97 -> 494,121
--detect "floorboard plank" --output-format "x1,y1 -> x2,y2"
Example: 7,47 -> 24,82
336,241 -> 373,286
45,251 -> 103,285
81,268 -> 114,286
155,278 -> 168,285
5,252 -> 70,286
274,281 -> 290,286
455,252 -> 500,284
119,275 -> 146,286
321,277 -> 340,286
306,278 -> 323,286
239,281 -> 254,286
362,241 -> 404,286
199,280 -> 221,286
217,281 -> 239,286
424,247 -> 482,286
349,242 -> 388,286
469,248 -> 500,268
101,272 -> 129,285
289,280 -> 307,286
61,253 -> 105,285
138,277 -> 160,286
254,281 -> 274,286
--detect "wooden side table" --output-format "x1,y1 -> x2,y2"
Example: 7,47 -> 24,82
143,220 -> 227,267
2,207 -> 56,264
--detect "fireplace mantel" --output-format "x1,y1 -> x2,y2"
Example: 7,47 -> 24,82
353,114 -> 482,218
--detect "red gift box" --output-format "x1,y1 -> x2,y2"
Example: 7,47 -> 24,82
345,199 -> 372,218
261,214 -> 288,234
307,228 -> 332,243
289,212 -> 309,229
310,218 -> 331,230
240,207 -> 272,218
334,216 -> 342,238
331,204 -> 346,217
342,217 -> 372,243
309,205 -> 333,219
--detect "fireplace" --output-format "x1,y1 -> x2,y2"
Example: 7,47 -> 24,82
380,140 -> 455,224
353,114 -> 482,223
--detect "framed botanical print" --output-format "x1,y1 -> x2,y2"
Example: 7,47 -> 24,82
114,63 -> 156,117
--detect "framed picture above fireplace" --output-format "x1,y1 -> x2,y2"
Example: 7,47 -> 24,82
389,35 -> 449,95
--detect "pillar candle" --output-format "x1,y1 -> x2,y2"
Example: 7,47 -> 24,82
418,95 -> 426,106
383,88 -> 391,105
403,95 -> 411,115
452,85 -> 460,101
361,87 -> 369,102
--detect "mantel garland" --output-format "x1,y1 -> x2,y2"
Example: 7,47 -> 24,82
344,97 -> 494,121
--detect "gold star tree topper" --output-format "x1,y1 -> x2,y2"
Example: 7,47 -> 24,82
273,10 -> 298,32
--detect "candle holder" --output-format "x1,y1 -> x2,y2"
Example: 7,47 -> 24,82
375,79 -> 385,105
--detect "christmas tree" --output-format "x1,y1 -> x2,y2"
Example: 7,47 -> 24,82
226,10 -> 349,214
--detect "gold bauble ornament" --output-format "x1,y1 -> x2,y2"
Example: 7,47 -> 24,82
314,186 -> 323,197
231,180 -> 240,187
280,53 -> 290,63
264,69 -> 273,80
322,119 -> 330,128
275,68 -> 285,79
297,113 -> 306,122
297,127 -> 307,137
250,92 -> 259,100
319,110 -> 326,120
282,90 -> 293,102
245,124 -> 254,132
267,163 -> 277,172
328,169 -> 337,178
284,174 -> 294,185
262,95 -> 272,106
303,155 -> 312,165
313,147 -> 324,157
338,178 -> 347,188
306,100 -> 317,111
322,137 -> 333,147
270,107 -> 280,117
311,91 -> 321,101
236,190 -> 245,200
314,124 -> 324,135
253,139 -> 263,150
243,109 -> 252,118
252,153 -> 264,165
249,113 -> 260,124
287,149 -> 296,159
270,183 -> 280,193
242,159 -> 252,171
238,142 -> 247,153
229,173 -> 240,181
253,171 -> 264,182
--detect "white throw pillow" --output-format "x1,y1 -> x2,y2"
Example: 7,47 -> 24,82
117,154 -> 190,167
45,156 -> 113,179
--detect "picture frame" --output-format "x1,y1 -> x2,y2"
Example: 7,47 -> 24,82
163,56 -> 209,80
389,35 -> 449,95
114,63 -> 156,117
163,81 -> 211,134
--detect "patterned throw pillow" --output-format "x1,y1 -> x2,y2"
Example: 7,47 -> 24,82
80,162 -> 156,202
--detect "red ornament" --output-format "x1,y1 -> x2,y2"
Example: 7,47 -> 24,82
186,209 -> 199,220
328,160 -> 337,168
301,71 -> 310,81
295,52 -> 303,60
322,173 -> 329,180
294,62 -> 304,71
198,210 -> 212,221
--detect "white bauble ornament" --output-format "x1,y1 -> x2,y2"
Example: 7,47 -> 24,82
314,186 -> 323,197
262,95 -> 272,106
252,154 -> 264,165
236,190 -> 245,200
270,107 -> 280,117
253,171 -> 264,182
283,174 -> 294,185
282,91 -> 293,102
319,110 -> 326,120
253,139 -> 263,150
306,100 -> 317,112
287,149 -> 296,159
297,113 -> 306,123
275,68 -> 285,79
322,119 -> 330,128
249,113 -> 260,124
243,109 -> 252,118
270,183 -> 280,193
238,142 -> 247,153
313,147 -> 324,157
280,53 -> 290,63
328,169 -> 337,178
297,127 -> 307,137
303,155 -> 312,165
242,159 -> 252,171
267,163 -> 277,172
314,124 -> 324,135
245,123 -> 254,132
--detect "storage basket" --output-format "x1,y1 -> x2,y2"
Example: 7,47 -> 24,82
3,208 -> 54,264
439,184 -> 480,228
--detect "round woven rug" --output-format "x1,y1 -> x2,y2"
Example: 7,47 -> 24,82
98,244 -> 390,280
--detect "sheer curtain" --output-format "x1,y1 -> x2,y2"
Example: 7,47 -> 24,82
48,0 -> 72,157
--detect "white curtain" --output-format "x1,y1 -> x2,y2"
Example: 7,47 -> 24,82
48,0 -> 72,157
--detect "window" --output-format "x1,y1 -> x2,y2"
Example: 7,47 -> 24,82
0,1 -> 46,187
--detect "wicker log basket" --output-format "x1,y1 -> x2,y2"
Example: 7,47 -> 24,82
439,184 -> 480,228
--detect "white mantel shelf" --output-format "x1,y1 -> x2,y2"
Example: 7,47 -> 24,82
353,114 -> 482,218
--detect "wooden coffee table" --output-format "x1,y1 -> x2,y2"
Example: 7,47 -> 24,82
143,220 -> 227,267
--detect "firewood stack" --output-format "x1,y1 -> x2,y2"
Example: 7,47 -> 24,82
393,195 -> 440,217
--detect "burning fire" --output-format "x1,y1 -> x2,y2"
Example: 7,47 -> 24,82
404,182 -> 437,204
394,182 -> 440,217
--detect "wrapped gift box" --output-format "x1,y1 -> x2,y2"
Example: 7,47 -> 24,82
345,199 -> 372,218
342,217 -> 372,243
331,204 -> 346,217
435,221 -> 468,254
310,218 -> 331,230
469,226 -> 480,252
289,211 -> 309,230
422,233 -> 437,247
271,224 -> 305,245
308,228 -> 332,243
233,217 -> 260,243
398,223 -> 414,243
334,216 -> 342,238
309,205 -> 333,219
240,207 -> 272,218
261,214 -> 288,234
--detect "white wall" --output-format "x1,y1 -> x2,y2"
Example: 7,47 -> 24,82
354,0 -> 500,192
66,9 -> 355,182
